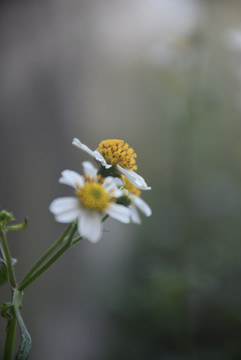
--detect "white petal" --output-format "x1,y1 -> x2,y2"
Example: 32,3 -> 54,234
82,161 -> 98,177
55,209 -> 81,223
72,138 -> 112,169
49,197 -> 79,213
116,165 -> 151,190
106,203 -> 130,223
103,177 -> 118,194
72,138 -> 97,158
129,204 -> 141,224
114,189 -> 124,198
78,211 -> 102,243
59,170 -> 84,189
49,197 -> 81,223
133,195 -> 152,217
102,177 -> 123,198
113,177 -> 124,187
93,150 -> 112,168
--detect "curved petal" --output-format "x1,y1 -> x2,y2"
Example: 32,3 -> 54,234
93,150 -> 112,169
133,195 -> 152,217
59,170 -> 84,189
49,197 -> 81,223
106,203 -> 130,224
116,165 -> 151,190
72,138 -> 112,169
72,138 -> 97,158
82,161 -> 98,177
129,204 -> 141,224
78,211 -> 102,243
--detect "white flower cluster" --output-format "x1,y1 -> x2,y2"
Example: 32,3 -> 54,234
49,139 -> 151,243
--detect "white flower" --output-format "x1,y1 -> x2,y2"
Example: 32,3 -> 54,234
129,195 -> 152,224
49,162 -> 130,243
72,138 -> 151,191
118,175 -> 152,224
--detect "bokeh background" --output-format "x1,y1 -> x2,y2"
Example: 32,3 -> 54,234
1,0 -> 241,359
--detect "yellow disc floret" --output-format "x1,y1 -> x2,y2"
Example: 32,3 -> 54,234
97,139 -> 137,171
121,175 -> 141,197
76,182 -> 110,212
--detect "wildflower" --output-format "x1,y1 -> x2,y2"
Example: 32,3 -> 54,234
72,138 -> 151,190
120,176 -> 152,224
49,162 -> 131,243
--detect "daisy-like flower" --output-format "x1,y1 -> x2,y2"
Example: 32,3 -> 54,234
72,138 -> 151,191
119,176 -> 152,224
49,162 -> 131,243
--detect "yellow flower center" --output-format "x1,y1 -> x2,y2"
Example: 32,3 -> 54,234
97,139 -> 137,171
76,182 -> 110,212
121,175 -> 141,197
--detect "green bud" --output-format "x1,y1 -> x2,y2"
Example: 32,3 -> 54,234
0,210 -> 14,227
116,189 -> 133,207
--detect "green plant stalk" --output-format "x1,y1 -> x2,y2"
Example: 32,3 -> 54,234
17,223 -> 73,290
0,229 -> 18,360
0,229 -> 17,288
3,308 -> 17,360
5,218 -> 28,232
18,224 -> 78,291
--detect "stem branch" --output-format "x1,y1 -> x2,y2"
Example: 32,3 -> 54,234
17,223 -> 72,290
18,224 -> 77,291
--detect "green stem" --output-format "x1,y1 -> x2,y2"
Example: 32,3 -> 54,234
101,214 -> 109,222
0,229 -> 18,359
0,229 -> 17,288
18,224 -> 77,291
71,236 -> 83,247
3,308 -> 17,360
5,218 -> 28,232
17,223 -> 73,290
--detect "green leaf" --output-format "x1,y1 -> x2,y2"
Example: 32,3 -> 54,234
13,290 -> 31,360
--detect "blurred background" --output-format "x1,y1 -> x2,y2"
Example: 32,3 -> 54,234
1,0 -> 241,359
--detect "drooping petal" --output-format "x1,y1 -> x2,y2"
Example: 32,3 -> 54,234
116,165 -> 151,190
93,150 -> 112,168
49,197 -> 81,223
72,138 -> 112,169
82,161 -> 98,177
106,203 -> 131,224
72,138 -> 97,158
59,170 -> 84,189
129,204 -> 141,224
78,211 -> 102,243
133,195 -> 152,217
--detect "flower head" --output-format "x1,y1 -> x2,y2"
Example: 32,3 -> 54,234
97,139 -> 137,170
49,162 -> 131,243
72,138 -> 151,190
